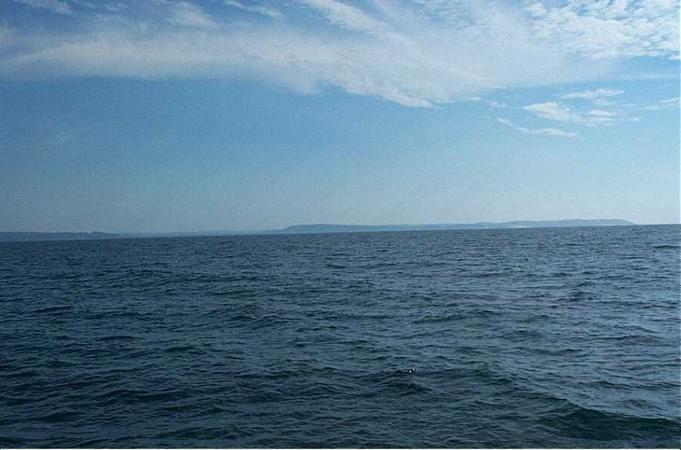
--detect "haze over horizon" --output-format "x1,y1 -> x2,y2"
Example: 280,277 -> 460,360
0,218 -> 651,236
0,0 -> 679,233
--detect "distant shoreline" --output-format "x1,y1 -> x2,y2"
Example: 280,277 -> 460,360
0,231 -> 119,243
0,219 -> 649,242
274,219 -> 636,235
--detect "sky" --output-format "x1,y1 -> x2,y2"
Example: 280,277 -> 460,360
0,0 -> 678,232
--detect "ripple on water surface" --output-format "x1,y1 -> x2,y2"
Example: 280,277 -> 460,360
0,225 -> 679,447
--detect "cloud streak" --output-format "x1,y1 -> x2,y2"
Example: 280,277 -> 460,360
1,0 -> 678,106
523,102 -> 578,122
497,118 -> 576,137
299,0 -> 390,34
560,88 -> 624,100
13,0 -> 72,15
523,101 -> 619,126
224,0 -> 282,18
168,1 -> 218,29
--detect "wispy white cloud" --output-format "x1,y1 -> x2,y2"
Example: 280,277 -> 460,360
587,109 -> 616,117
224,0 -> 282,18
523,101 -> 621,126
560,88 -> 624,100
521,87 -> 677,128
497,118 -> 576,137
482,99 -> 508,109
634,96 -> 680,110
525,0 -> 679,59
104,3 -> 126,12
586,109 -> 617,124
0,0 -> 678,107
168,1 -> 218,29
13,0 -> 72,15
298,0 -> 389,34
523,102 -> 579,122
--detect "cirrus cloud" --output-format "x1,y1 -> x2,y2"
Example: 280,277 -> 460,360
1,0 -> 678,107
497,118 -> 576,137
12,0 -> 73,15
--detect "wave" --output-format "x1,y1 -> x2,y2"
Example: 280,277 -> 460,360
413,312 -> 466,323
540,400 -> 680,442
2,225 -> 679,447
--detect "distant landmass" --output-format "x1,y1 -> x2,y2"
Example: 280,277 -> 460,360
0,219 -> 636,242
0,232 -> 119,242
275,219 -> 635,234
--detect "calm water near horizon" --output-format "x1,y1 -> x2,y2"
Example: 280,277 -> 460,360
1,225 -> 679,447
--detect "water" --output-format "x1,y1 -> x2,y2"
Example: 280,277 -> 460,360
1,225 -> 679,448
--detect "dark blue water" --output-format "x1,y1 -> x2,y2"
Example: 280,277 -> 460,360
1,225 -> 679,447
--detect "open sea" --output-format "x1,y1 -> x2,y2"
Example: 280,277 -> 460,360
0,225 -> 679,448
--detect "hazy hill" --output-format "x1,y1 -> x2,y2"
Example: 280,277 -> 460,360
276,219 -> 635,234
0,219 -> 636,241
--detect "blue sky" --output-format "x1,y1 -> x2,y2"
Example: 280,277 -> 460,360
0,0 -> 678,232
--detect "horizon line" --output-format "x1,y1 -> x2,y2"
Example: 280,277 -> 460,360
3,218 -> 672,237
